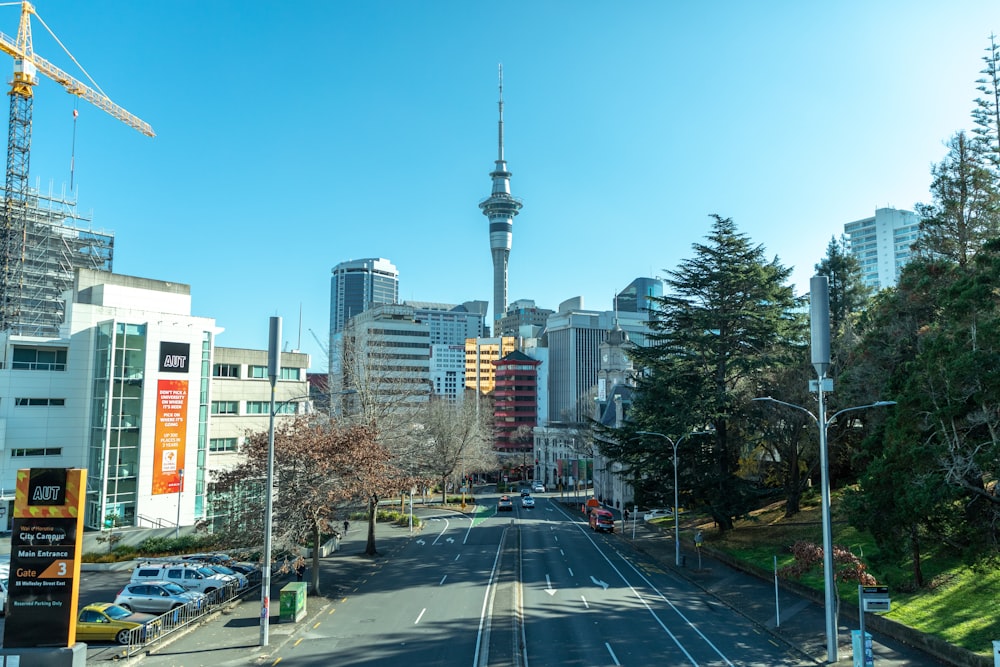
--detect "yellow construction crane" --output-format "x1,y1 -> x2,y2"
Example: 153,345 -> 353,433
0,1 -> 154,331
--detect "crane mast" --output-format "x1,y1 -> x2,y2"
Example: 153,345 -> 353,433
0,1 -> 153,332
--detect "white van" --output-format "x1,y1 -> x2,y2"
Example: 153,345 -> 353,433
130,562 -> 231,594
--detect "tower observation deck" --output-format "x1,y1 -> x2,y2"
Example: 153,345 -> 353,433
479,64 -> 522,326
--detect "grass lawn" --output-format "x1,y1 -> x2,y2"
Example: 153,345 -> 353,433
689,489 -> 999,657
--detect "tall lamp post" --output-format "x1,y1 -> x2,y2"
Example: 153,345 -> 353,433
753,396 -> 894,662
260,316 -> 281,647
636,429 -> 714,567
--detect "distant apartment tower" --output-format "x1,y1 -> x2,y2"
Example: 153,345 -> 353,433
329,258 -> 398,334
493,351 -> 541,453
844,208 -> 921,289
478,66 -> 523,326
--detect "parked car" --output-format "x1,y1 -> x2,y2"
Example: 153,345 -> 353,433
520,488 -> 531,497
114,581 -> 205,614
76,603 -> 158,645
532,482 -> 546,493
130,563 -> 231,595
643,508 -> 674,521
497,495 -> 513,512
521,495 -> 535,509
183,552 -> 260,576
202,563 -> 248,588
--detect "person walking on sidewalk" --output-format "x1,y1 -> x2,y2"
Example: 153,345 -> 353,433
343,519 -> 350,534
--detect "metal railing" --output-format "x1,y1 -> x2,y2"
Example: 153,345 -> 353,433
120,572 -> 261,657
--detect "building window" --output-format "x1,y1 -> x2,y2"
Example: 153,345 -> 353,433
12,346 -> 67,371
213,363 -> 240,378
12,447 -> 62,457
209,438 -> 238,453
246,401 -> 269,414
247,365 -> 267,379
15,398 -> 66,406
280,367 -> 300,380
211,401 -> 238,415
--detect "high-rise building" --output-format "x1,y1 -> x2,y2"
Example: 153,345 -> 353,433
341,303 -> 430,411
497,299 -> 553,337
492,350 -> 541,453
844,208 -> 921,289
478,66 -> 523,326
465,336 -> 517,395
329,258 -> 398,334
615,278 -> 663,314
406,300 -> 488,345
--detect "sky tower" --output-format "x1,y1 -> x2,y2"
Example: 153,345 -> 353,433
479,64 -> 523,327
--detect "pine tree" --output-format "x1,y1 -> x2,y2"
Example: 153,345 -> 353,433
972,33 -> 1000,174
627,215 -> 802,531
814,235 -> 870,332
914,131 -> 1000,267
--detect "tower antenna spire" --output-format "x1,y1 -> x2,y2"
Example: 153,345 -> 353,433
498,63 -> 504,162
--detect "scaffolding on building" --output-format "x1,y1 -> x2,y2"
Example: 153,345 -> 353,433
3,186 -> 113,336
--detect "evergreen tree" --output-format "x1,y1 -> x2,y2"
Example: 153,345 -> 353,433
972,33 -> 1000,174
814,235 -> 870,333
625,215 -> 802,531
914,131 -> 1000,267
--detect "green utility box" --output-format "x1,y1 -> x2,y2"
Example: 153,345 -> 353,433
279,582 -> 307,623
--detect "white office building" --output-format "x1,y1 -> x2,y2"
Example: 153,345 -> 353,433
0,269 -> 311,534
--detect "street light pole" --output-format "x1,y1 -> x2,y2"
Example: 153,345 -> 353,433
260,316 -> 280,647
753,395 -> 895,663
637,429 -> 714,567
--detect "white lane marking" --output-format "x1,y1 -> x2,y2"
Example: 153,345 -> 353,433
432,518 -> 451,545
439,575 -> 448,585
415,608 -> 426,624
552,503 -> 733,666
581,595 -> 590,609
606,643 -> 621,666
455,553 -> 461,561
560,549 -> 565,556
472,530 -> 505,667
544,574 -> 557,596
568,567 -> 574,577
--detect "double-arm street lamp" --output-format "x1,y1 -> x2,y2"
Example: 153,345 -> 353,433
636,429 -> 714,567
753,395 -> 895,663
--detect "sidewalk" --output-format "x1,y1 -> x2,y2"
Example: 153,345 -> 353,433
126,518 -> 417,666
615,513 -> 980,667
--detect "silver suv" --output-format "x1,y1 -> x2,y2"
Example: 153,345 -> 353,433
130,562 -> 231,594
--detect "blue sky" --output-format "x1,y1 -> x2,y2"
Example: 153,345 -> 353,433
9,1 -> 998,370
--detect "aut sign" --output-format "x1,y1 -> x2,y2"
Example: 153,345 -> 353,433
6,468 -> 87,648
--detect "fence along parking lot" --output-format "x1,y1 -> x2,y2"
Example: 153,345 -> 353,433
116,572 -> 255,657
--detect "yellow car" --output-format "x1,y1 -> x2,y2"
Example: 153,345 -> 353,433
76,602 -> 158,645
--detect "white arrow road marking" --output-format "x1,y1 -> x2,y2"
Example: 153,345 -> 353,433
446,537 -> 455,543
591,576 -> 609,590
545,574 -> 557,596
416,539 -> 426,545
